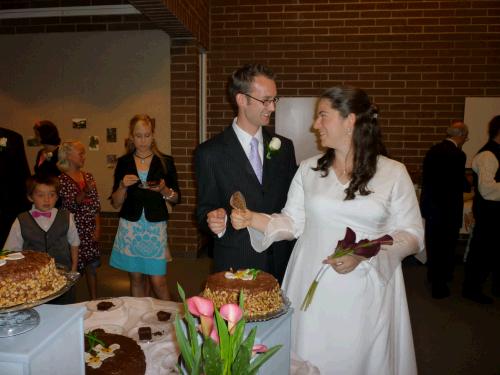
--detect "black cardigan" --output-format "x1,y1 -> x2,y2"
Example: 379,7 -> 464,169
112,153 -> 180,222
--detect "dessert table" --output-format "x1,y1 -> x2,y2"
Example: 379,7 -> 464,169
73,296 -> 318,374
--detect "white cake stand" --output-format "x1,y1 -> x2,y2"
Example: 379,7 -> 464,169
0,270 -> 80,337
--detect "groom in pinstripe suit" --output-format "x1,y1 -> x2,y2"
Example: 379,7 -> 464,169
195,64 -> 297,283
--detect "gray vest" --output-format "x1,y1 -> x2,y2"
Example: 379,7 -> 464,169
18,210 -> 71,269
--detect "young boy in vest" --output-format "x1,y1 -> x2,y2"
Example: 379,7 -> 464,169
4,175 -> 79,303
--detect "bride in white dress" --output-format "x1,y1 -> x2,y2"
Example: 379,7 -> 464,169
231,86 -> 424,374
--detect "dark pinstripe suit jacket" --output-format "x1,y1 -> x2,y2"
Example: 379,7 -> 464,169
195,125 -> 297,283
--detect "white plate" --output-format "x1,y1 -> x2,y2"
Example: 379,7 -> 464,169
85,324 -> 124,335
128,324 -> 174,343
0,260 -> 5,267
86,297 -> 124,312
140,309 -> 175,325
6,252 -> 24,260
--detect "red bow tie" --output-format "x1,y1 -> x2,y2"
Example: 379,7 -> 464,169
32,210 -> 51,218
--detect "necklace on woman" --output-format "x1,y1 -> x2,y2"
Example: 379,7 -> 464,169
134,152 -> 153,164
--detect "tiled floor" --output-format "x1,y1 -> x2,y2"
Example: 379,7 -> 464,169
75,252 -> 500,375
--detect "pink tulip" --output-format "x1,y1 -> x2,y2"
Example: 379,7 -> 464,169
209,326 -> 220,343
199,315 -> 214,337
187,296 -> 214,317
252,344 -> 268,356
220,303 -> 243,334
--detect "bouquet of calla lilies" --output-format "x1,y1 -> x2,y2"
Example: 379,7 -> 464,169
174,284 -> 282,375
300,227 -> 393,311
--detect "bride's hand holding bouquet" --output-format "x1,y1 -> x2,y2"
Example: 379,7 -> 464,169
322,252 -> 364,275
300,227 -> 393,311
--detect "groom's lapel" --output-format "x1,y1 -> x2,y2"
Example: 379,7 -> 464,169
262,128 -> 276,191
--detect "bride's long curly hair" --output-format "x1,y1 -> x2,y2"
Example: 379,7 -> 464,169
312,86 -> 387,200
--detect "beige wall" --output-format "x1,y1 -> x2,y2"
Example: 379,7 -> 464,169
0,30 -> 171,211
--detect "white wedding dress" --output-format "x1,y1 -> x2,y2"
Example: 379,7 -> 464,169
249,155 -> 424,375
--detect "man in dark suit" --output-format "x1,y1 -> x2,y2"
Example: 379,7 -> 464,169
195,64 -> 297,283
420,121 -> 469,298
0,127 -> 31,247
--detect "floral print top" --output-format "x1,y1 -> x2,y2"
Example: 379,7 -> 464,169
58,171 -> 101,271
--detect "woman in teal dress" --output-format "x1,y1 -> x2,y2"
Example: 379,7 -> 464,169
110,114 -> 180,300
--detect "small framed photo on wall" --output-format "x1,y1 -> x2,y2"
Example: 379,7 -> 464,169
106,128 -> 117,143
72,118 -> 87,129
89,135 -> 100,151
106,154 -> 117,168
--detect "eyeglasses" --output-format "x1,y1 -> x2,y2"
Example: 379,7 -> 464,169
242,93 -> 280,107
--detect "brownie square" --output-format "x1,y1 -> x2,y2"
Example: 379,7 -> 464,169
138,326 -> 152,341
156,310 -> 171,321
96,301 -> 114,311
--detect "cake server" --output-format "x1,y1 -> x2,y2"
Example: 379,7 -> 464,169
230,191 -> 247,210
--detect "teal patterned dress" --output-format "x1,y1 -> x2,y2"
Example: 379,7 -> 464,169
110,171 -> 167,275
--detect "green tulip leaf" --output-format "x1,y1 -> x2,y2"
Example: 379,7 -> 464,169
202,338 -> 224,375
174,314 -> 194,372
214,308 -> 231,373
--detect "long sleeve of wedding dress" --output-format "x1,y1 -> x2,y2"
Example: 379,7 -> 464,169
248,164 -> 306,252
367,230 -> 421,285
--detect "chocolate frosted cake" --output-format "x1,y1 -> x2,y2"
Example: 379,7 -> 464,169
0,250 -> 66,308
202,269 -> 283,318
85,329 -> 146,375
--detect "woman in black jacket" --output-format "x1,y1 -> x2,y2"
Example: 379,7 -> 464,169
110,114 -> 180,300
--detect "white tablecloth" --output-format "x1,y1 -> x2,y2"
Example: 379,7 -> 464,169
73,297 -> 181,375
73,296 -> 319,375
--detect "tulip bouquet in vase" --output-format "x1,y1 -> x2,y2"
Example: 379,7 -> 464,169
301,227 -> 393,311
174,284 -> 282,375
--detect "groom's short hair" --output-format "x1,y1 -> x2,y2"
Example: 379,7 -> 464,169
227,64 -> 276,110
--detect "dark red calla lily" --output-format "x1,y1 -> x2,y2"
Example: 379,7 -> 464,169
332,228 -> 393,259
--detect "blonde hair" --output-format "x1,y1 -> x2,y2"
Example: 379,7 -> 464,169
57,140 -> 85,172
127,114 -> 167,173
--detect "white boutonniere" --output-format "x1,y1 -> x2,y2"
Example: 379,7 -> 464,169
266,137 -> 281,159
0,137 -> 7,151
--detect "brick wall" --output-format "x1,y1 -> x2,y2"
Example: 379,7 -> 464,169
170,39 -> 203,257
207,0 -> 500,180
99,212 -> 119,254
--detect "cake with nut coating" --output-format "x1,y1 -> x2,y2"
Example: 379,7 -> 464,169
0,250 -> 66,308
202,269 -> 282,318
